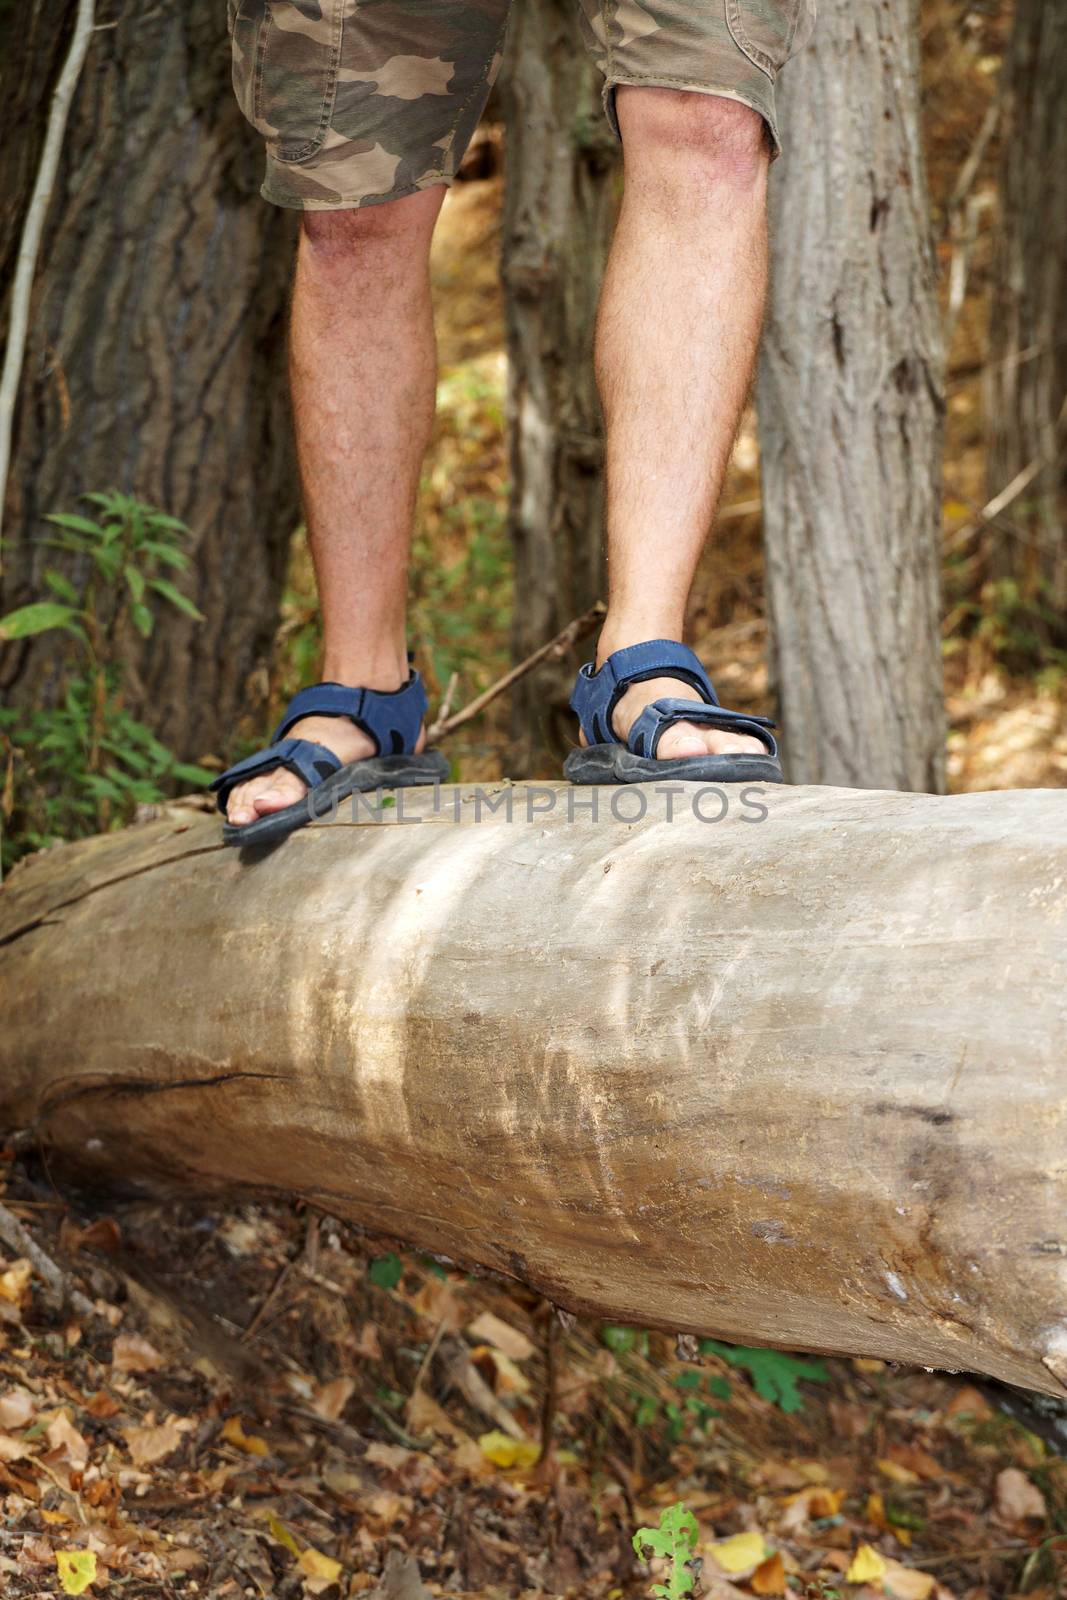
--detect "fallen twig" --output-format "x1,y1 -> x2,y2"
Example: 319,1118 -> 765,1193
0,1199 -> 95,1318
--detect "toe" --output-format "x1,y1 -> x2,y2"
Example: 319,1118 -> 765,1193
225,783 -> 254,825
250,775 -> 303,817
656,722 -> 712,760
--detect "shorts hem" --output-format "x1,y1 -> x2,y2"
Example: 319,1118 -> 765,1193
260,172 -> 455,211
602,75 -> 781,160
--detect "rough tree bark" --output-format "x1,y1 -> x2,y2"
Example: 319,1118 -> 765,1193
758,0 -> 946,792
499,2 -> 618,770
986,0 -> 1067,635
2,783 -> 1066,1396
0,0 -> 299,763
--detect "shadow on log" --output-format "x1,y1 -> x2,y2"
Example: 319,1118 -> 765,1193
1,783 -> 1065,1396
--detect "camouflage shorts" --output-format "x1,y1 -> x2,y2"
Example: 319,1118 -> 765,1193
228,0 -> 816,211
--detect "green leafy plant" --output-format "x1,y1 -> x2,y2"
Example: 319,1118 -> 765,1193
368,1253 -> 404,1291
0,491 -> 211,866
632,1502 -> 700,1600
700,1340 -> 828,1414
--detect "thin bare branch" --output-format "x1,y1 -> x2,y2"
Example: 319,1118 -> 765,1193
0,0 -> 97,552
426,601 -> 605,744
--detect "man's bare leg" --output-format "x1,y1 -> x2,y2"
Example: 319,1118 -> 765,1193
226,187 -> 444,828
590,89 -> 770,760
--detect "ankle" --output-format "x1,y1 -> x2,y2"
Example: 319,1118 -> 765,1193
321,646 -> 411,694
596,614 -> 686,668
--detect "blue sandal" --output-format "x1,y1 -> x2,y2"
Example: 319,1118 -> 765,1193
212,674 -> 448,846
564,640 -> 783,786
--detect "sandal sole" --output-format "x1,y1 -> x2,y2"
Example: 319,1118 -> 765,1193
221,750 -> 450,848
563,743 -> 784,787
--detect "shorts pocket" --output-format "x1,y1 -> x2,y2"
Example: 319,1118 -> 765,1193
725,0 -> 816,79
230,0 -> 345,163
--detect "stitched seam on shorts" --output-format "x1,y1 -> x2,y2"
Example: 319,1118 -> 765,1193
258,0 -> 346,165
784,0 -> 803,55
724,0 -> 776,80
438,17 -> 511,176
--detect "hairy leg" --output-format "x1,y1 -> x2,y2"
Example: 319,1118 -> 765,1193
227,187 -> 444,826
592,88 -> 770,758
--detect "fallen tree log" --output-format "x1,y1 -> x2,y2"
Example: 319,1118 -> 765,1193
1,782 -> 1066,1395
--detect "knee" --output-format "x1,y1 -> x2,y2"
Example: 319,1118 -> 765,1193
299,186 -> 443,267
617,87 -> 769,190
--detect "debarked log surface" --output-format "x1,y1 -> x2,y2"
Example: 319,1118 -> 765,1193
1,782 -> 1065,1395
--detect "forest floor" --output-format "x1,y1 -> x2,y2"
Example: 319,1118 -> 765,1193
1,1151 -> 1065,1600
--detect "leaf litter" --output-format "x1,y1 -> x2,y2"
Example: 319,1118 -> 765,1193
0,1148 -> 1064,1599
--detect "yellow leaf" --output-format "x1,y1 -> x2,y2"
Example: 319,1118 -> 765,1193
847,1544 -> 887,1585
299,1546 -> 343,1582
478,1429 -> 540,1470
878,1458 -> 920,1486
0,1258 -> 32,1304
220,1416 -> 269,1456
268,1513 -> 302,1557
707,1531 -> 769,1574
55,1549 -> 98,1596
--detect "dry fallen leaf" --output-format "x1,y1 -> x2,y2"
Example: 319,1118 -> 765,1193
751,1551 -> 787,1595
365,1442 -> 414,1473
995,1466 -> 1046,1522
847,1545 -> 887,1585
220,1415 -> 269,1456
0,1387 -> 35,1429
466,1311 -> 535,1362
46,1411 -> 90,1471
355,1322 -> 382,1360
312,1375 -> 355,1421
780,1485 -> 845,1529
409,1277 -> 464,1331
0,1259 -> 32,1305
878,1458 -> 920,1486
0,1432 -> 33,1462
882,1556 -> 936,1600
706,1531 -> 770,1575
471,1344 -> 531,1395
299,1545 -> 343,1584
124,1415 -> 188,1466
111,1332 -> 164,1373
944,1386 -> 992,1422
886,1445 -> 944,1481
406,1388 -> 468,1442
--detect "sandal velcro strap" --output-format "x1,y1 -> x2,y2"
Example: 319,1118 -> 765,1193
570,640 -> 718,747
628,699 -> 778,759
274,675 -> 428,757
211,738 -> 342,813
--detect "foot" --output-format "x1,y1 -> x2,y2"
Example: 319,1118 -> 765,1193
224,713 -> 426,828
579,643 -> 766,760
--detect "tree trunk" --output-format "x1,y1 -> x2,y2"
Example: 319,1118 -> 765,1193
758,0 -> 945,793
3,783 -> 1066,1397
986,0 -> 1067,635
499,1 -> 618,771
0,0 -> 299,764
